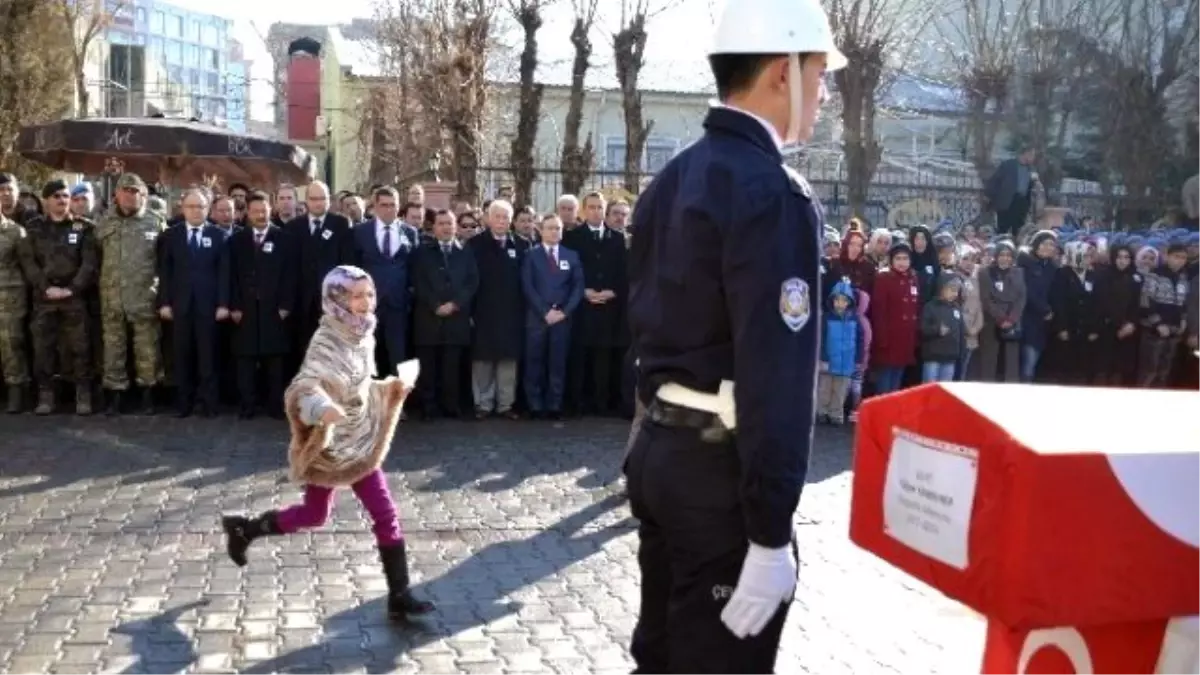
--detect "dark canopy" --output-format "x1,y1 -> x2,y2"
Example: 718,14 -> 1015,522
17,116 -> 316,187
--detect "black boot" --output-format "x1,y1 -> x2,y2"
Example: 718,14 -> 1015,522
6,384 -> 22,414
105,390 -> 122,417
221,510 -> 280,567
140,388 -> 156,415
379,540 -> 435,619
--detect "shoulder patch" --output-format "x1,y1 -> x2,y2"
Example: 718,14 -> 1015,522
779,277 -> 811,332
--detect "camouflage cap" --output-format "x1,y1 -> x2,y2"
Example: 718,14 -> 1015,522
116,173 -> 147,192
146,196 -> 167,214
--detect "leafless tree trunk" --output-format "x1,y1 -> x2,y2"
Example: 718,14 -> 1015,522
0,0 -> 72,178
939,0 -> 1031,185
612,0 -> 654,193
1007,0 -> 1120,201
50,0 -> 125,118
560,0 -> 598,197
372,0 -> 496,200
828,0 -> 932,218
1106,0 -> 1197,219
507,0 -> 547,207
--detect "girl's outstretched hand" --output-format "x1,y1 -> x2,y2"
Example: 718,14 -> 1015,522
319,406 -> 346,426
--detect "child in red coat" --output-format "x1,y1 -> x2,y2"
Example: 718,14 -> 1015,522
869,243 -> 920,394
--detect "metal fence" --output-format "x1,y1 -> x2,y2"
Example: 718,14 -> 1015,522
477,157 -> 1166,229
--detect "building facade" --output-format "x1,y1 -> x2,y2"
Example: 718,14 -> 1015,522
103,0 -> 250,131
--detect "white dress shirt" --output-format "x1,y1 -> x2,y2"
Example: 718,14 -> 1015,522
375,219 -> 405,254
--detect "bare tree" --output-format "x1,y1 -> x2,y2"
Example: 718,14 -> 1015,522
1005,0 -> 1120,199
371,0 -> 497,199
611,0 -> 666,193
506,0 -> 549,207
1079,0 -> 1199,219
49,0 -> 127,117
938,0 -> 1032,184
0,1 -> 73,177
828,0 -> 937,217
560,0 -> 599,196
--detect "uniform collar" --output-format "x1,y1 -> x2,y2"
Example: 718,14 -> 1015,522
704,104 -> 784,160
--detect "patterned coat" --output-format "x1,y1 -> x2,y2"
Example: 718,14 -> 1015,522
284,317 -> 408,487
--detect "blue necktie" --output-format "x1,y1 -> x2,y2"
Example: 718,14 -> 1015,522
382,226 -> 392,257
189,228 -> 199,253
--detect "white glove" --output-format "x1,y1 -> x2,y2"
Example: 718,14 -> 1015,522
719,542 -> 797,639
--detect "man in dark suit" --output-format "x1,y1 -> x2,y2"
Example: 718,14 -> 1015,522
353,187 -> 416,377
157,188 -> 231,417
521,214 -> 583,419
563,191 -> 629,416
227,191 -> 297,419
985,146 -> 1037,236
410,210 -> 479,419
467,199 -> 530,419
285,181 -> 353,374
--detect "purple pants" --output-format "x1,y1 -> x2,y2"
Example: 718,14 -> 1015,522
275,468 -> 403,545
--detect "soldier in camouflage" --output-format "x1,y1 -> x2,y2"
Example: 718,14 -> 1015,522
96,173 -> 166,415
0,186 -> 31,414
17,179 -> 99,415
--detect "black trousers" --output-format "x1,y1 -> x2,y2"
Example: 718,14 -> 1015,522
626,421 -> 793,674
172,311 -> 218,411
236,355 -> 284,415
290,303 -> 321,382
415,344 -> 464,416
568,345 -> 612,414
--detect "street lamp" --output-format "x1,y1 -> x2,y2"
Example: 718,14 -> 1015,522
428,152 -> 442,182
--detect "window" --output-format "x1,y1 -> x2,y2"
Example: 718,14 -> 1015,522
135,7 -> 146,24
151,10 -> 164,32
191,20 -> 201,42
645,140 -> 679,173
206,72 -> 220,94
168,65 -> 184,83
207,48 -> 220,70
190,70 -> 201,87
202,24 -> 218,46
171,15 -> 183,38
605,140 -> 627,172
134,34 -> 145,45
165,40 -> 182,63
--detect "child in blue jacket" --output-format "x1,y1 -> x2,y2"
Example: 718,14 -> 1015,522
818,279 -> 864,425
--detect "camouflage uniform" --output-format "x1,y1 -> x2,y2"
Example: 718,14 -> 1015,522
17,213 -> 99,415
0,214 -> 30,412
96,174 -> 165,413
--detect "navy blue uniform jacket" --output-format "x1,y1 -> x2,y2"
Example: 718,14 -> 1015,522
628,106 -> 824,549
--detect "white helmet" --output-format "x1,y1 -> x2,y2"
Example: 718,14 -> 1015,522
710,0 -> 847,71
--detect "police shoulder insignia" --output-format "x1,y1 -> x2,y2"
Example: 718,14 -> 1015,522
779,277 -> 810,332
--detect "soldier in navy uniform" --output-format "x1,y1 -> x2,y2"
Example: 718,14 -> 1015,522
624,0 -> 845,671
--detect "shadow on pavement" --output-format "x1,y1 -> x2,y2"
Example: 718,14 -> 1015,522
239,493 -> 632,674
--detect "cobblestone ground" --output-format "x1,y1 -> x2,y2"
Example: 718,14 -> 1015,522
0,415 -> 984,674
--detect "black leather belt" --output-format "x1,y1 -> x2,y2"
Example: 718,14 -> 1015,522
647,399 -> 733,443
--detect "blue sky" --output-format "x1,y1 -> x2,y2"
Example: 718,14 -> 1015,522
164,0 -> 722,121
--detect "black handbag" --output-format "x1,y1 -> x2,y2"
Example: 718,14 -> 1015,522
997,322 -> 1023,342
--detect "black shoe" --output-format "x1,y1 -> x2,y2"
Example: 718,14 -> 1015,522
238,409 -> 255,420
220,510 -> 280,567
548,411 -> 563,421
175,406 -> 192,418
139,388 -> 156,415
378,540 -> 435,619
104,390 -> 122,417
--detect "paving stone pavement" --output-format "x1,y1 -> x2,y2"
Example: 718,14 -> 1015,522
0,415 -> 985,674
